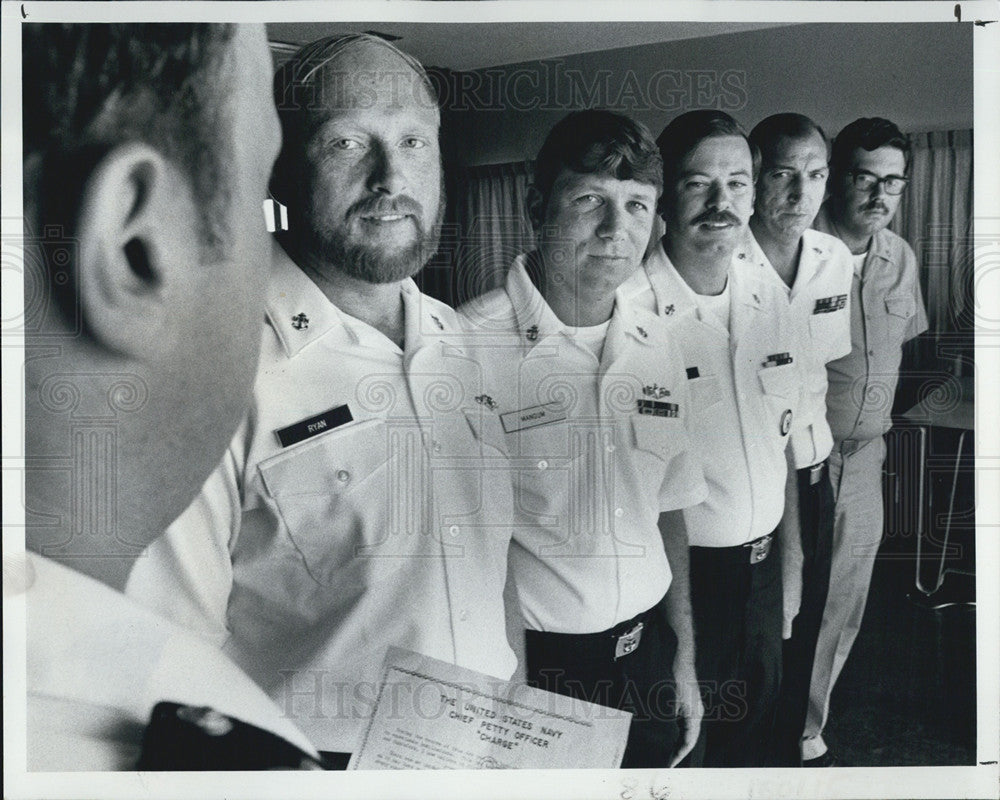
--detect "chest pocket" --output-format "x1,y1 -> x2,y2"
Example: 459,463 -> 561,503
757,363 -> 799,439
688,374 -> 722,414
884,294 -> 916,348
258,418 -> 411,587
808,309 -> 848,371
505,416 -> 588,527
631,414 -> 687,463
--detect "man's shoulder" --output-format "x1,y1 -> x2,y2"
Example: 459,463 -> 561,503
875,225 -> 918,266
456,286 -> 517,334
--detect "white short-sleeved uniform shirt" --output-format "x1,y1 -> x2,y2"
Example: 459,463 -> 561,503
127,247 -> 516,753
745,228 -> 854,468
23,553 -> 318,770
459,255 -> 707,633
623,239 -> 802,548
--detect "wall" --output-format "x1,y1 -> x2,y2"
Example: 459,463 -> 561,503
439,22 -> 973,167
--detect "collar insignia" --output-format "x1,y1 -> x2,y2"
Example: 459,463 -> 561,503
526,324 -> 539,342
291,312 -> 309,330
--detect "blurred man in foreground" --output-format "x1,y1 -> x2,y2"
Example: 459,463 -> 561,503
20,23 -> 320,769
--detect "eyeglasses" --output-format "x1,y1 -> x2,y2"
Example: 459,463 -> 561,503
846,170 -> 909,196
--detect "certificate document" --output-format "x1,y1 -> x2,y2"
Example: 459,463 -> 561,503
348,648 -> 632,769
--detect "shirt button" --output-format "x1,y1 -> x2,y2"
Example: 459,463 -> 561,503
459,610 -> 468,621
614,507 -> 624,518
449,525 -> 460,537
336,470 -> 350,483
537,460 -> 548,470
606,444 -> 616,453
868,349 -> 875,356
433,441 -> 442,453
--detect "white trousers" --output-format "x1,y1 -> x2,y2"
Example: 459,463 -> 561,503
801,436 -> 887,759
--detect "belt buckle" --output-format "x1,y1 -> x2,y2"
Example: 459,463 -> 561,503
809,461 -> 825,486
748,535 -> 772,564
614,622 -> 644,660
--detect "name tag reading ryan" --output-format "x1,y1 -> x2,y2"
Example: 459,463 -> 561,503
348,647 -> 631,770
499,402 -> 567,434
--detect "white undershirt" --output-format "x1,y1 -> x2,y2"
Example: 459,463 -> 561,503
694,279 -> 732,333
852,250 -> 868,277
566,319 -> 611,360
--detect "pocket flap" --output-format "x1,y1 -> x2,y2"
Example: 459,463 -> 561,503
885,295 -> 915,319
631,414 -> 686,461
258,418 -> 388,498
757,362 -> 798,398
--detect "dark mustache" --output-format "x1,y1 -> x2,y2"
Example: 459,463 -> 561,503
347,195 -> 422,218
692,210 -> 741,226
864,201 -> 889,214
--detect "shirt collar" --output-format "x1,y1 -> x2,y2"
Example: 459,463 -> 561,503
265,245 -> 449,359
744,227 -> 828,296
506,252 -> 657,353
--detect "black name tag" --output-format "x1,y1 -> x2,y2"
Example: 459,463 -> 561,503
275,404 -> 353,448
637,399 -> 680,418
762,352 -> 794,368
813,294 -> 847,314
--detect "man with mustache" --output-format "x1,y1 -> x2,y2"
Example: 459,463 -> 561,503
624,110 -> 802,767
127,33 -> 516,764
744,114 -> 855,766
461,110 -> 707,768
802,117 -> 927,767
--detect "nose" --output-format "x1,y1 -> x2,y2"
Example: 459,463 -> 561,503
596,202 -> 627,241
787,173 -> 804,202
366,142 -> 406,196
869,178 -> 888,200
706,180 -> 733,212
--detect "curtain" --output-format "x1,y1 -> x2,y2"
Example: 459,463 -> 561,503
890,130 -> 974,379
443,161 -> 536,308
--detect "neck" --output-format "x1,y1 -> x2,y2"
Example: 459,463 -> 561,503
295,247 -> 406,348
751,220 -> 802,288
542,280 -> 616,328
664,236 -> 730,296
829,206 -> 873,255
533,251 -> 616,327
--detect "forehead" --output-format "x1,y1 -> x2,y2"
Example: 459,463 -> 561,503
310,43 -> 439,126
679,135 -> 752,174
550,168 -> 659,200
847,145 -> 907,175
765,132 -> 827,165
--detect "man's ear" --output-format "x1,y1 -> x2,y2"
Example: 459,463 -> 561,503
526,184 -> 546,232
75,143 -> 200,356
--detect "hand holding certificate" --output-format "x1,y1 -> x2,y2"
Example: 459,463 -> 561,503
348,648 -> 632,769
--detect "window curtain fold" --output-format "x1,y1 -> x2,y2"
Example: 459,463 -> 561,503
446,161 -> 536,307
891,129 -> 974,342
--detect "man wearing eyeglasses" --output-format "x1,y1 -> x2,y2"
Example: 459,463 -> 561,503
804,117 -> 928,766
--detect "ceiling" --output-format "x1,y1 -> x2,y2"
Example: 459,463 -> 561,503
266,21 -> 792,71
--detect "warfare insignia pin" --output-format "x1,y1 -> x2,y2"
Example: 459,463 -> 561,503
475,394 -> 498,411
643,384 -> 670,399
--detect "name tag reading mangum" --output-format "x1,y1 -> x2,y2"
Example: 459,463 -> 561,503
500,402 -> 567,434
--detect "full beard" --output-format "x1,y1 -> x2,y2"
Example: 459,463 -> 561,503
306,205 -> 445,286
